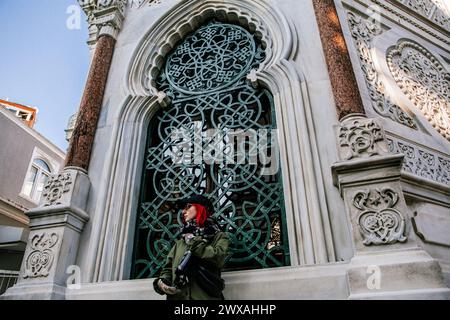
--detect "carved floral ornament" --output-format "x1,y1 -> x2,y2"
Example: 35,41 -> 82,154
353,188 -> 407,246
42,172 -> 74,206
24,232 -> 59,278
338,117 -> 386,160
388,137 -> 450,186
346,12 -> 418,129
387,40 -> 450,141
393,0 -> 450,31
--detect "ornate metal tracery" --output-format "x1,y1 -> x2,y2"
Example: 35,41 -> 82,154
131,21 -> 290,279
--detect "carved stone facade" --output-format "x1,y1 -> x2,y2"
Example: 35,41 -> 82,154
387,40 -> 450,141
387,137 -> 450,185
353,188 -> 407,245
395,0 -> 450,30
338,116 -> 388,160
346,12 -> 417,129
41,172 -> 74,206
3,0 -> 450,300
23,233 -> 59,279
129,0 -> 162,7
343,1 -> 450,187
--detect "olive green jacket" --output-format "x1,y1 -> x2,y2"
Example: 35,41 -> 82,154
157,231 -> 229,300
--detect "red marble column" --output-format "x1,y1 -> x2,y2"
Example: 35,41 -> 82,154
312,0 -> 366,119
65,35 -> 116,170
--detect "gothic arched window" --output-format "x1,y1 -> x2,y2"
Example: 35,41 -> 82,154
131,21 -> 290,279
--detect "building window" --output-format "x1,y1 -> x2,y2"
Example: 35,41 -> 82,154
22,158 -> 51,203
131,21 -> 290,279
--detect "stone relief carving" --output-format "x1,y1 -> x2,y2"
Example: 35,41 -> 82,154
339,117 -> 387,160
387,40 -> 450,141
395,0 -> 450,31
42,172 -> 74,206
370,0 -> 449,45
347,12 -> 418,129
24,233 -> 59,279
129,0 -> 161,7
353,188 -> 407,245
388,137 -> 450,185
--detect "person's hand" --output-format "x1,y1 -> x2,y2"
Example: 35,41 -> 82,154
157,279 -> 181,295
183,233 -> 195,244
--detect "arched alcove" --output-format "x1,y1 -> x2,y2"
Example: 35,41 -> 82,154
131,20 -> 290,279
89,0 -> 336,283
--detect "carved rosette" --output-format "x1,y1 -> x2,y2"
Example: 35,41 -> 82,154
346,12 -> 417,129
23,232 -> 59,279
387,40 -> 450,141
353,188 -> 407,245
338,116 -> 387,160
42,172 -> 74,206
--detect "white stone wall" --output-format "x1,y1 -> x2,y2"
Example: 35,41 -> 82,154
66,0 -> 450,298
76,0 -> 354,285
335,0 -> 450,282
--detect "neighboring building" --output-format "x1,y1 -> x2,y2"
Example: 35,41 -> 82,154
0,103 -> 65,294
2,0 -> 450,300
0,99 -> 38,129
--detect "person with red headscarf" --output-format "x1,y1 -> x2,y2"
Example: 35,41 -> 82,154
153,194 -> 230,300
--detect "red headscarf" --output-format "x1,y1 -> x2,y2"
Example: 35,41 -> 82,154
191,203 -> 210,227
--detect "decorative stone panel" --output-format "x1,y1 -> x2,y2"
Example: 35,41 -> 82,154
338,115 -> 389,160
394,0 -> 450,31
387,137 -> 450,185
346,11 -> 417,129
42,172 -> 74,207
353,188 -> 407,245
387,40 -> 450,141
40,168 -> 90,210
23,232 -> 60,279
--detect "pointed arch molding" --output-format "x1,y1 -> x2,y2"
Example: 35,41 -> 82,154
127,0 -> 298,96
90,0 -> 336,282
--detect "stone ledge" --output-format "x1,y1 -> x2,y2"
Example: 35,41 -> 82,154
66,264 -> 350,300
349,287 -> 450,300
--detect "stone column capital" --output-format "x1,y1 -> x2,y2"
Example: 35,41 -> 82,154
78,0 -> 127,42
336,114 -> 390,162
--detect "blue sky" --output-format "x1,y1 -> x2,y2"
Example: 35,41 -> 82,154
0,0 -> 90,151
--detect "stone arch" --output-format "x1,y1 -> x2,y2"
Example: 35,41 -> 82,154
89,0 -> 335,282
127,0 -> 297,96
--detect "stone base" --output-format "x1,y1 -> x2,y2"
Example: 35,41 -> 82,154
66,264 -> 349,300
3,252 -> 449,300
347,248 -> 450,300
350,288 -> 450,300
0,282 -> 66,300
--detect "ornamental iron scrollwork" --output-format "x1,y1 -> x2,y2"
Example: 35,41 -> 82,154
131,21 -> 289,279
353,188 -> 407,245
24,232 -> 59,278
387,40 -> 450,141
